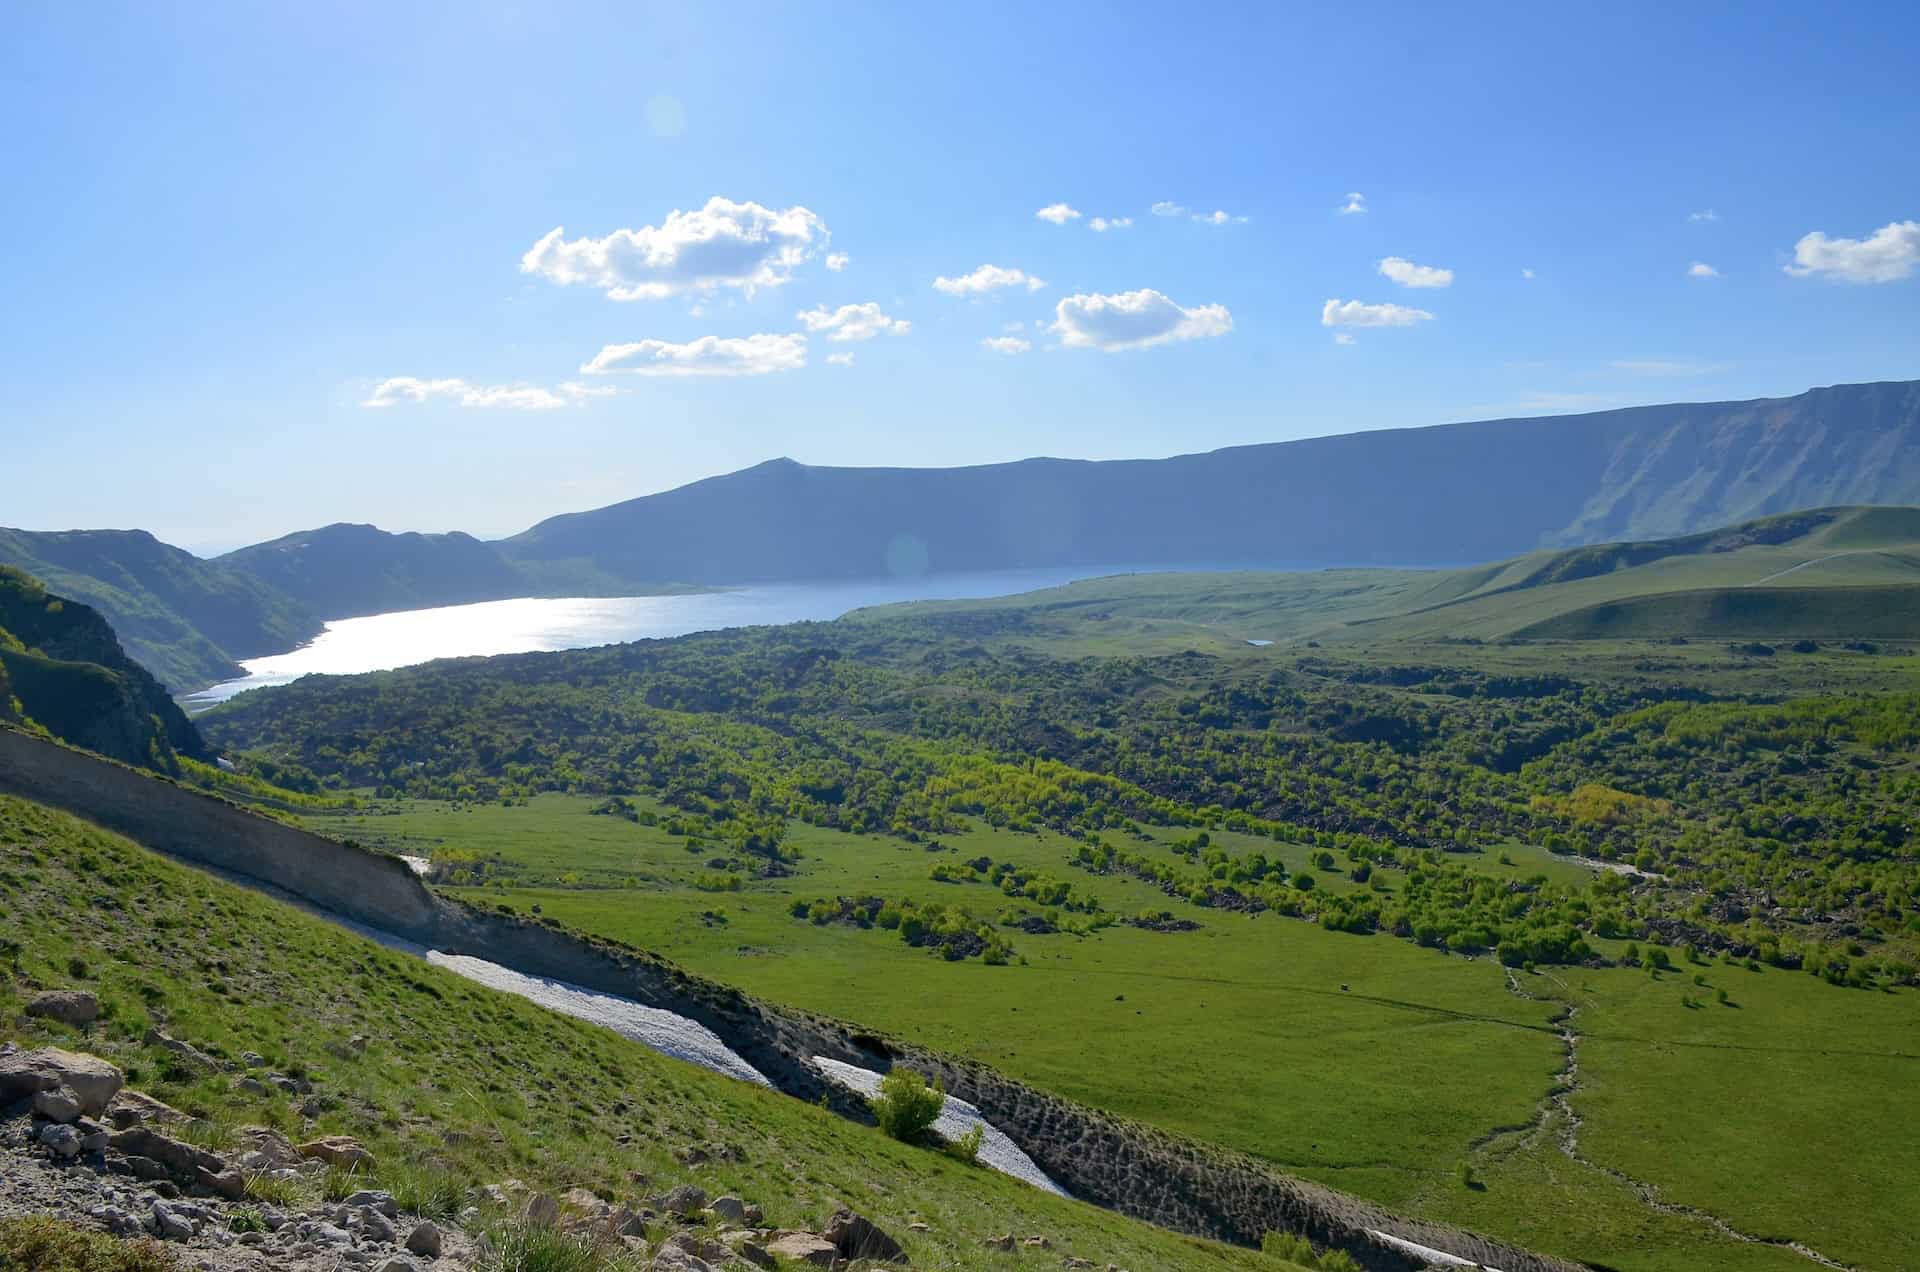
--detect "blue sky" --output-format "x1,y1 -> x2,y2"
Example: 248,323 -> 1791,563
4,2 -> 1916,552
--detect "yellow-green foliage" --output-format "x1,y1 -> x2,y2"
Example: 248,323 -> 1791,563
1530,783 -> 1670,826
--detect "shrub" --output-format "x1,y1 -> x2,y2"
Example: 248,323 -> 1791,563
382,1158 -> 467,1220
0,1215 -> 178,1271
945,1122 -> 985,1164
1260,1230 -> 1315,1262
871,1067 -> 944,1144
478,1220 -> 630,1272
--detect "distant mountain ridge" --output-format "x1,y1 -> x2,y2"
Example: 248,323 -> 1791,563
0,528 -> 322,691
4,378 -> 1919,690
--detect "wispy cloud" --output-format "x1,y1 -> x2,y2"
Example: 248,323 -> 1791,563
826,351 -> 855,367
1192,209 -> 1248,226
1151,201 -> 1186,217
1332,332 -> 1356,346
795,302 -> 911,341
1688,261 -> 1720,279
825,252 -> 849,272
1689,209 -> 1720,223
1320,299 -> 1433,328
981,336 -> 1032,354
1378,256 -> 1454,288
520,197 -> 828,301
1089,216 -> 1133,233
933,264 -> 1046,296
361,377 -> 608,410
1035,203 -> 1082,225
580,333 -> 807,377
1338,192 -> 1367,216
1784,219 -> 1920,283
1052,289 -> 1232,351
1521,268 -> 1537,280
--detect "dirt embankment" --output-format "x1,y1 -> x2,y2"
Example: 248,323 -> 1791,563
0,726 -> 1585,1272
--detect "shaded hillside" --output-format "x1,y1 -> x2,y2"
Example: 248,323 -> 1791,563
0,566 -> 206,769
1512,584 -> 1920,642
215,522 -> 534,619
0,527 -> 320,689
504,380 -> 1920,585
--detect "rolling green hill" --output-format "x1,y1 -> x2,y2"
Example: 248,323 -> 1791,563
0,566 -> 207,769
0,528 -> 320,691
866,504 -> 1920,652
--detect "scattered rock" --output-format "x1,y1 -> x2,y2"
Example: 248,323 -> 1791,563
324,1035 -> 369,1059
344,1189 -> 399,1217
74,1118 -> 110,1153
194,1166 -> 248,1200
823,1208 -> 907,1263
149,1200 -> 195,1241
405,1220 -> 443,1257
765,1231 -> 839,1266
109,1126 -> 225,1177
1024,1234 -> 1053,1249
723,1231 -> 777,1269
105,1088 -> 187,1127
374,1259 -> 417,1272
296,1135 -> 375,1170
983,1233 -> 1016,1251
32,1086 -> 83,1123
657,1184 -> 707,1216
241,1051 -> 268,1068
38,1122 -> 83,1158
647,1248 -> 712,1272
0,1046 -> 124,1115
26,989 -> 100,1027
143,1028 -> 219,1075
907,1221 -> 931,1232
236,1077 -> 270,1096
525,1191 -> 560,1225
707,1195 -> 750,1223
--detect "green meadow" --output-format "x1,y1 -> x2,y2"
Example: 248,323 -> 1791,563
314,792 -> 1920,1272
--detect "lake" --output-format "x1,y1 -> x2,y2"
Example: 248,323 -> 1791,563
184,565 -> 1148,706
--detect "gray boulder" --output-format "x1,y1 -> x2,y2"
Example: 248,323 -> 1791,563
0,1047 -> 123,1115
823,1207 -> 907,1263
26,989 -> 100,1027
32,1086 -> 83,1123
405,1221 -> 443,1258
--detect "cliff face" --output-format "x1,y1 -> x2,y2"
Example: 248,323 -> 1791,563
0,727 -> 1578,1272
0,567 -> 206,769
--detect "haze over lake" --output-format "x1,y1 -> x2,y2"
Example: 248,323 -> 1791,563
184,565 -> 1153,705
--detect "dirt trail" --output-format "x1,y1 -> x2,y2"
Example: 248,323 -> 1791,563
1491,969 -> 1854,1270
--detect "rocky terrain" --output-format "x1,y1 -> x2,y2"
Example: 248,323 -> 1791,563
0,1024 -> 1138,1272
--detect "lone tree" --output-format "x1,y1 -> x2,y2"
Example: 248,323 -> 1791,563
871,1067 -> 945,1144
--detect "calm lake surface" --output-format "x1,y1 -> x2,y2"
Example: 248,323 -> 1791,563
184,565 -> 1147,706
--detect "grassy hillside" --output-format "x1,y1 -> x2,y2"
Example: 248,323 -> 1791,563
0,793 -> 1294,1271
1513,583 -> 1920,641
0,528 -> 320,691
0,566 -> 205,769
867,504 -> 1920,652
217,523 -> 536,620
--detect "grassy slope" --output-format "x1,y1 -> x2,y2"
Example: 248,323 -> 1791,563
0,794 -> 1287,1272
309,791 -> 1919,1272
869,505 -> 1920,653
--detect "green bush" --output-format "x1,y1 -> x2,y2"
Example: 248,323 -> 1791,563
0,1215 -> 178,1271
946,1122 -> 985,1163
1261,1229 -> 1315,1262
871,1067 -> 945,1143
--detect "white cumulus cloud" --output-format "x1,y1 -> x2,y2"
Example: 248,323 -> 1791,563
1521,268 -> 1536,280
795,302 -> 911,342
826,352 -> 855,367
1035,203 -> 1082,225
520,197 -> 828,301
1192,209 -> 1247,226
1339,192 -> 1368,215
1689,209 -> 1720,222
933,264 -> 1046,296
981,336 -> 1032,354
1089,216 -> 1133,233
1784,220 -> 1920,284
1151,201 -> 1186,217
580,333 -> 807,377
360,377 -> 604,410
825,252 -> 849,272
1378,256 -> 1453,288
1688,261 -> 1720,279
1320,299 -> 1434,328
1051,289 -> 1232,352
